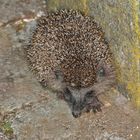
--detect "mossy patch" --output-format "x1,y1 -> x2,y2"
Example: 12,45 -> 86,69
0,121 -> 14,138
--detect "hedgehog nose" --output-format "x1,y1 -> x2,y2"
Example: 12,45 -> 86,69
72,112 -> 81,118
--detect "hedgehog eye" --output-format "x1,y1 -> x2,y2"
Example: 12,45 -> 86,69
84,90 -> 95,105
63,88 -> 73,101
85,90 -> 95,98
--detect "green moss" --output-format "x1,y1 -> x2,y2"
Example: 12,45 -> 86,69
0,121 -> 14,137
46,0 -> 89,13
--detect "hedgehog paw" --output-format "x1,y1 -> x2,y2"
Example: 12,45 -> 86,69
91,96 -> 103,113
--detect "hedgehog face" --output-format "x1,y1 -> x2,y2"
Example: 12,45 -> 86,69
63,87 -> 102,118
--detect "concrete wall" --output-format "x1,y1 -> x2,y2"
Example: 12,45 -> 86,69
46,0 -> 140,108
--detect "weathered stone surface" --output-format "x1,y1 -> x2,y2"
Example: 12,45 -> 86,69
88,0 -> 140,106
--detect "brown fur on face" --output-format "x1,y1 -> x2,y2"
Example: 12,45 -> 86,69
26,9 -> 116,118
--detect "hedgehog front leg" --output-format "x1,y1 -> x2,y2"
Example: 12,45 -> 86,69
91,96 -> 103,113
84,90 -> 103,113
85,95 -> 103,113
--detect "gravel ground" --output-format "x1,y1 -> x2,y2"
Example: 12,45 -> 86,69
0,0 -> 140,140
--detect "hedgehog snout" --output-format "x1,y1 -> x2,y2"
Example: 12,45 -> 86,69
62,88 -> 84,118
72,111 -> 81,118
71,100 -> 84,118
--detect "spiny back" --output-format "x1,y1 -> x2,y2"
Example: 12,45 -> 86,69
26,9 -> 113,88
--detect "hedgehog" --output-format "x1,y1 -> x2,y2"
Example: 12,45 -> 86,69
26,9 -> 116,118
